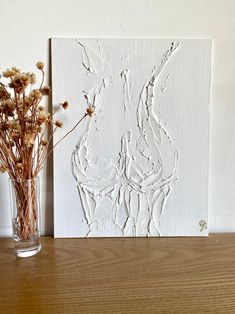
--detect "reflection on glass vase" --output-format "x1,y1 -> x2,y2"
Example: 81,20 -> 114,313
9,177 -> 41,258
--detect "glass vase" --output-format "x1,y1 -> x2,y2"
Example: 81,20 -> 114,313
9,177 -> 41,258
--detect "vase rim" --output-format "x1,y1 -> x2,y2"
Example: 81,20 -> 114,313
9,176 -> 39,182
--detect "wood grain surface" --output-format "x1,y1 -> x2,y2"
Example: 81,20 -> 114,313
0,234 -> 235,313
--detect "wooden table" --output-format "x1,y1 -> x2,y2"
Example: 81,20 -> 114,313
0,234 -> 235,313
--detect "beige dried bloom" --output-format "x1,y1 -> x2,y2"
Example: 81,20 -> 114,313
3,69 -> 15,78
11,67 -> 20,74
41,86 -> 50,96
29,89 -> 42,100
37,112 -> 47,125
55,120 -> 63,128
36,61 -> 44,70
29,73 -> 36,84
24,133 -> 35,146
9,73 -> 31,94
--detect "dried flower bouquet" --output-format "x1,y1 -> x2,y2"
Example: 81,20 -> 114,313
0,62 -> 93,240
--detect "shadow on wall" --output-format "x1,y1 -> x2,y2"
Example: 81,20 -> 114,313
42,39 -> 54,236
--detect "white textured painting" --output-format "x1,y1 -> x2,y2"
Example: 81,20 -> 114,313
52,38 -> 211,237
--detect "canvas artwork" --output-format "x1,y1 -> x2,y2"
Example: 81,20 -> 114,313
52,38 -> 211,237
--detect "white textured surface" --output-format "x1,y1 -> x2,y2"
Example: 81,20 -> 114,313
52,38 -> 211,237
0,0 -> 234,236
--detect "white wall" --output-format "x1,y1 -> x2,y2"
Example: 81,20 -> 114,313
0,0 -> 234,236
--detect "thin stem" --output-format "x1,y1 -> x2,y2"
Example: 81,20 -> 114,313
40,113 -> 88,168
39,70 -> 45,90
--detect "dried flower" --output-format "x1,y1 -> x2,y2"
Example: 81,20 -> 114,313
3,69 -> 15,78
29,73 -> 36,84
9,73 -> 31,94
36,61 -> 44,70
0,86 -> 10,100
16,162 -> 23,172
29,89 -> 42,100
41,139 -> 48,146
0,163 -> 8,173
86,106 -> 95,117
11,67 -> 20,74
61,101 -> 69,110
24,133 -> 35,147
37,112 -> 47,125
41,86 -> 50,96
46,117 -> 53,125
38,106 -> 45,111
55,120 -> 63,128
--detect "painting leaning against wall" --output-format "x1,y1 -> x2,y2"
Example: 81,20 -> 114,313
51,38 -> 211,237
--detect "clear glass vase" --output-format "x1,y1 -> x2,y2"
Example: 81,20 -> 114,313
9,177 -> 41,258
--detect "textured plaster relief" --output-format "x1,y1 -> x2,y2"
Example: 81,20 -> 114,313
72,41 -> 182,237
120,69 -> 133,113
161,74 -> 169,93
76,39 -> 107,74
52,38 -> 211,237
